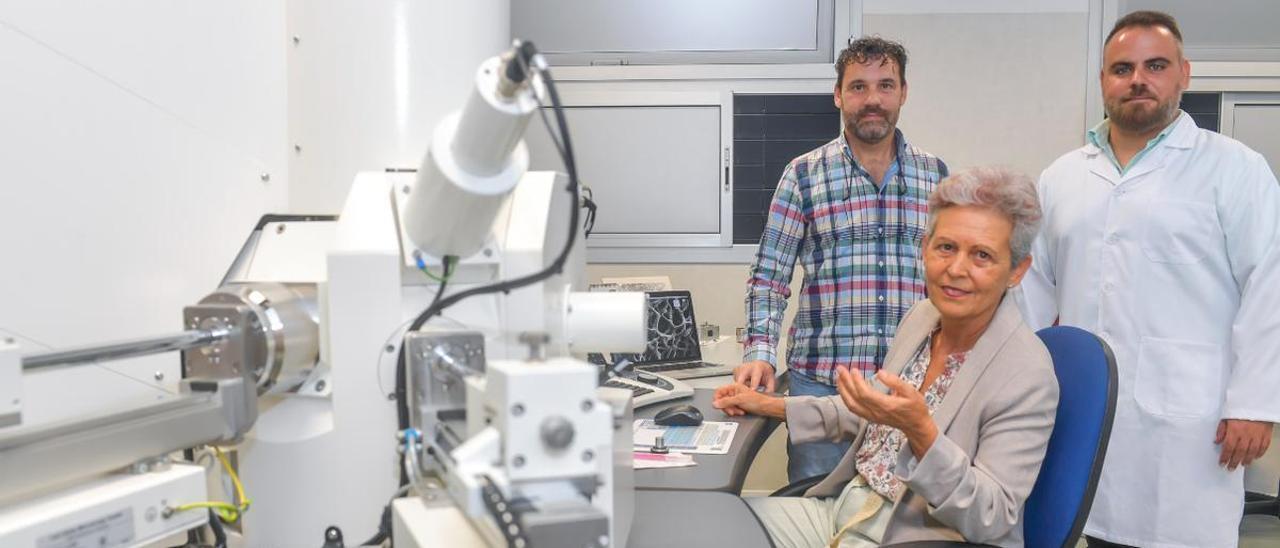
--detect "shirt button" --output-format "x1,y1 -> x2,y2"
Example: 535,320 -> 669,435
877,226 -> 884,235
1103,282 -> 1115,293
876,328 -> 884,335
878,261 -> 885,268
1106,234 -> 1119,245
878,295 -> 885,302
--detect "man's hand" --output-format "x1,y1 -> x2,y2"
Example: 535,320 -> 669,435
835,367 -> 937,458
733,360 -> 777,392
713,383 -> 786,419
1216,419 -> 1274,471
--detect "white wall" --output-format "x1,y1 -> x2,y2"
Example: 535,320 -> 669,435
286,0 -> 510,214
0,2 -> 289,424
864,9 -> 1089,178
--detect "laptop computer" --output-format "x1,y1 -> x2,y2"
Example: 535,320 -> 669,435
618,290 -> 738,381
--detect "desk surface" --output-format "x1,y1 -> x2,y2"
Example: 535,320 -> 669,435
630,489 -> 775,548
634,388 -> 779,493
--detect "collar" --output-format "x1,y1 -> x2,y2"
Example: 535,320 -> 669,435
1162,110 -> 1199,149
1083,110 -> 1193,157
840,128 -> 909,160
840,128 -> 909,192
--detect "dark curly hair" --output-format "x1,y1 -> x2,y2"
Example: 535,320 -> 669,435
836,36 -> 908,86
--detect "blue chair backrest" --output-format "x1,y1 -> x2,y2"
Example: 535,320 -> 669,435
1024,326 -> 1118,548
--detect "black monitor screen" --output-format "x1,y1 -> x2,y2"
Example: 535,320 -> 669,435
612,290 -> 701,365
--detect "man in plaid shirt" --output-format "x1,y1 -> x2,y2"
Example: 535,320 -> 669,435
732,37 -> 949,482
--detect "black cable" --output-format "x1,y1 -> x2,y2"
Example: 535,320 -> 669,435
393,40 -> 579,433
358,505 -> 393,547
527,53 -> 593,239
363,257 -> 453,548
207,509 -> 227,548
543,111 -> 595,238
376,39 -> 582,545
581,186 -> 598,236
537,99 -> 569,164
395,256 -> 454,476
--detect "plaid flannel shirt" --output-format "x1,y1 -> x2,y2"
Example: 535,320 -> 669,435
744,130 -> 947,384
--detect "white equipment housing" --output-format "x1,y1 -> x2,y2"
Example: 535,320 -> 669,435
236,167 -> 643,545
0,464 -> 208,547
402,56 -> 539,260
0,44 -> 646,548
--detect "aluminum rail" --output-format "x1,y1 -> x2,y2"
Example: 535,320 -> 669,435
0,380 -> 247,504
20,328 -> 231,371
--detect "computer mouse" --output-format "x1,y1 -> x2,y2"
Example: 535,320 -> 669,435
653,404 -> 704,427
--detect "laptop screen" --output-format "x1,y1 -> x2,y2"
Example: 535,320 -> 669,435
612,290 -> 702,365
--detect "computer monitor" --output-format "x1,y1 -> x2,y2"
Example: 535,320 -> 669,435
611,290 -> 702,365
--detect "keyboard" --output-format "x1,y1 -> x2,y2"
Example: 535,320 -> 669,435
599,372 -> 693,409
635,360 -> 737,381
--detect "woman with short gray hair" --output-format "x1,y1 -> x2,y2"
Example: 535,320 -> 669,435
715,167 -> 1057,546
926,166 -> 1042,268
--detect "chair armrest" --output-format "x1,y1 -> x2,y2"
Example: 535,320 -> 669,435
1242,479 -> 1279,518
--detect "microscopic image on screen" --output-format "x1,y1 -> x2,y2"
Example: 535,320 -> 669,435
612,291 -> 701,365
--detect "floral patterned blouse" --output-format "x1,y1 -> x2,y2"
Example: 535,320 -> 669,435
854,329 -> 968,500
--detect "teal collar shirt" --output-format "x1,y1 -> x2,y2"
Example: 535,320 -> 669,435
1086,112 -> 1180,175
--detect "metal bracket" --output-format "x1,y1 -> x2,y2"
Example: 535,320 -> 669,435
296,367 -> 333,399
405,329 -> 486,445
182,303 -> 259,388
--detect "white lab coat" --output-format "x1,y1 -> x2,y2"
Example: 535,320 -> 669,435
1017,112 -> 1280,548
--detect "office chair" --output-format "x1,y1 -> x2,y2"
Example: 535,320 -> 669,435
769,326 -> 1118,548
1244,486 -> 1279,519
1023,326 -> 1117,548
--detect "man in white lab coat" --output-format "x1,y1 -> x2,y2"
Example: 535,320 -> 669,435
1018,10 -> 1280,548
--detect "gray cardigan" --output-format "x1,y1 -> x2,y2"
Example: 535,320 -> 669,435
784,296 -> 1059,547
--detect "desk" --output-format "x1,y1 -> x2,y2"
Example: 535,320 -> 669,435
633,388 -> 779,493
630,490 -> 774,548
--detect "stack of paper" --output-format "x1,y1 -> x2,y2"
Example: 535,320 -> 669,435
632,419 -> 738,455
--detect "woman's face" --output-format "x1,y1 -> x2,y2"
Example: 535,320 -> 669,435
923,206 -> 1032,324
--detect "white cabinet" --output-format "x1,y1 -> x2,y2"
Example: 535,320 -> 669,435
512,0 -> 836,65
523,92 -> 731,251
1121,0 -> 1280,61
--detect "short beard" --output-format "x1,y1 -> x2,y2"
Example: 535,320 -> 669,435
844,113 -> 895,144
1106,93 -> 1180,134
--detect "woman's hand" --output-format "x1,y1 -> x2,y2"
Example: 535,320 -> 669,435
712,383 -> 786,419
835,367 -> 939,458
